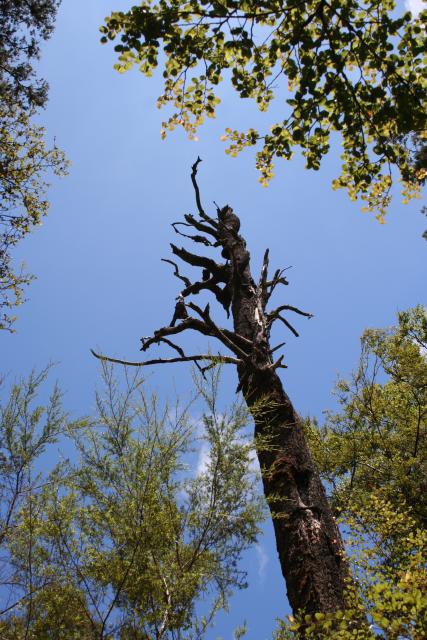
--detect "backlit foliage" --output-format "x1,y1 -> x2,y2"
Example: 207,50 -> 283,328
101,0 -> 426,218
0,100 -> 68,331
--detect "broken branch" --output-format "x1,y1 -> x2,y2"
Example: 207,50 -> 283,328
258,248 -> 270,307
170,244 -> 225,278
275,315 -> 299,338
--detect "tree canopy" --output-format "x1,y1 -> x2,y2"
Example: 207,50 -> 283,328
0,0 -> 61,112
102,0 -> 426,220
0,0 -> 68,331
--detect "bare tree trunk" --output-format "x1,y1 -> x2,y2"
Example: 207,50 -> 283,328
92,159 -> 349,617
216,204 -> 348,615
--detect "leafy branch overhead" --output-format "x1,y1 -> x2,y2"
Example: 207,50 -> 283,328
102,0 -> 426,219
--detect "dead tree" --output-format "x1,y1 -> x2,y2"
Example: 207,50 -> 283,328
92,158 -> 349,617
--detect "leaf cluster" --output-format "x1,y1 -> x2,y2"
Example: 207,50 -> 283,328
0,98 -> 69,331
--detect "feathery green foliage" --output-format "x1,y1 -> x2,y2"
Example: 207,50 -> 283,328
0,365 -> 264,638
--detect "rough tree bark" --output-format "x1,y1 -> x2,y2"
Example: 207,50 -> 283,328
92,158 -> 349,617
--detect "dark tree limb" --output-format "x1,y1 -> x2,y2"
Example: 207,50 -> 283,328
151,337 -> 185,357
161,258 -> 230,314
139,314 -> 249,360
270,341 -> 286,355
185,280 -> 230,315
183,213 -> 219,239
91,349 -> 241,368
170,244 -> 226,279
92,159 -> 351,620
187,301 -> 250,361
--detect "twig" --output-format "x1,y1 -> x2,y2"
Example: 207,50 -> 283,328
191,157 -> 218,227
171,222 -> 213,246
270,355 -> 288,370
270,341 -> 286,355
161,258 -> 191,287
276,315 -> 299,337
271,304 -> 313,319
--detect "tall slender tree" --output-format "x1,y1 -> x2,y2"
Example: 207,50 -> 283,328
93,159 -> 350,618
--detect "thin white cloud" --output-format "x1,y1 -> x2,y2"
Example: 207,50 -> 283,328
196,442 -> 210,476
404,0 -> 425,16
255,544 -> 269,582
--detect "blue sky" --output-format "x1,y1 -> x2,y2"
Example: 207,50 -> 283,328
1,1 -> 425,638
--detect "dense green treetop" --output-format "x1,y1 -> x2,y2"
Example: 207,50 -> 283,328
102,0 -> 426,220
